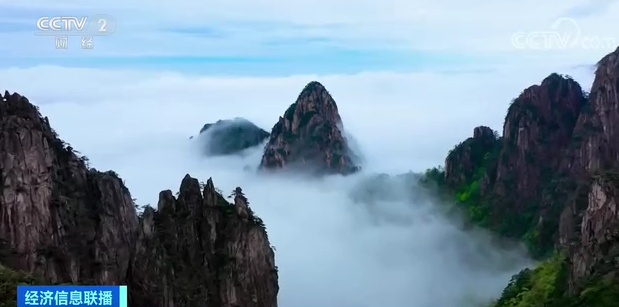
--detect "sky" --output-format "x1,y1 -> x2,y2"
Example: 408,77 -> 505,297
0,0 -> 618,74
0,0 -> 618,306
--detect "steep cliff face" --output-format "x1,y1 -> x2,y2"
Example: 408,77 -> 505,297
197,118 -> 269,156
427,46 -> 619,306
0,91 -> 278,307
558,46 -> 619,293
0,90 -> 138,285
440,73 -> 587,246
570,48 -> 619,172
495,73 -> 585,196
130,177 -> 278,307
493,73 -> 587,251
260,81 -> 360,175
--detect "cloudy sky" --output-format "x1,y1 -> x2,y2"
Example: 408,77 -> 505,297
0,1 -> 618,306
0,0 -> 617,74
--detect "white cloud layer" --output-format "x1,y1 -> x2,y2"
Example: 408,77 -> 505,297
0,63 -> 600,306
0,0 -> 617,65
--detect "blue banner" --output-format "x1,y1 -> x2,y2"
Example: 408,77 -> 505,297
17,285 -> 128,307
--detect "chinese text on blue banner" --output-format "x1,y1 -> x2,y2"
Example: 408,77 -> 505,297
17,285 -> 127,307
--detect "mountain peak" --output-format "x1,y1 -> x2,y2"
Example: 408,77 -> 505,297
509,73 -> 585,124
259,81 -> 360,175
298,81 -> 328,98
432,46 -> 619,306
292,81 -> 340,122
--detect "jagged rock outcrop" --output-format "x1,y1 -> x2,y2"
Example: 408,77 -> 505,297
493,73 -> 586,211
434,46 -> 619,304
130,177 -> 278,307
442,73 -> 588,250
0,91 -> 279,307
444,126 -> 500,189
196,118 -> 269,156
259,81 -> 360,175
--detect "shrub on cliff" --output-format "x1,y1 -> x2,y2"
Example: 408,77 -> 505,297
492,253 -> 568,307
0,264 -> 43,307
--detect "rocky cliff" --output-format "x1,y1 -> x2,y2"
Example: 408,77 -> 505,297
440,72 -> 589,253
259,81 -> 360,175
0,91 -> 278,307
444,125 -> 500,189
558,46 -> 619,296
197,118 -> 269,156
425,46 -> 619,306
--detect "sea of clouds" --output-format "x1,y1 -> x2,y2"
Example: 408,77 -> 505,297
0,64 -> 598,307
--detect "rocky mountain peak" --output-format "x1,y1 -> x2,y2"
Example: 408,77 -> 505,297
289,80 -> 341,126
259,81 -> 360,175
509,73 -> 585,127
429,46 -> 619,306
444,126 -> 500,188
132,174 -> 278,307
297,80 -> 337,106
0,90 -> 279,307
473,125 -> 495,141
481,73 -> 586,238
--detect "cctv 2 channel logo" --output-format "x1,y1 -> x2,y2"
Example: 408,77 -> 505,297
36,14 -> 117,36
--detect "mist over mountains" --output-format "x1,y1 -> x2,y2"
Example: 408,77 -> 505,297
0,61 -> 605,306
47,78 -> 537,307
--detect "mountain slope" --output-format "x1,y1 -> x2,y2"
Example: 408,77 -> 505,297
423,46 -> 619,305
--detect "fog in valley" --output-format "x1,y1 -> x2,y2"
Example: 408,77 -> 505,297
0,64 -> 597,307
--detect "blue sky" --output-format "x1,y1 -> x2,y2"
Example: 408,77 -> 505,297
0,4 -> 488,75
0,0 -> 617,75
1,52 -> 489,76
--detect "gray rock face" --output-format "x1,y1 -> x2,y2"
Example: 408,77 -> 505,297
0,90 -> 279,307
259,81 -> 360,175
130,176 -> 279,307
0,90 -> 138,285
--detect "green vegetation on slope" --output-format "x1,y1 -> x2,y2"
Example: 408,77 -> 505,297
418,121 -> 617,304
0,264 -> 43,307
491,253 -> 619,307
420,134 -> 508,236
420,135 -> 619,307
492,253 -> 569,307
